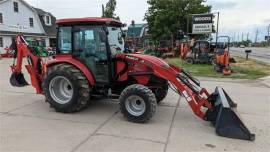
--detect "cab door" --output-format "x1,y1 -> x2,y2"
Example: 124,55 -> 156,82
73,27 -> 109,83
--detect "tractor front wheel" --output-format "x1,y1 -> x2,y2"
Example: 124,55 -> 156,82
119,84 -> 157,123
43,64 -> 90,113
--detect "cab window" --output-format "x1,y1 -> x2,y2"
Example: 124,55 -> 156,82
58,27 -> 72,54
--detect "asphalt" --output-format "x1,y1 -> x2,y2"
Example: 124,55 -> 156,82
0,58 -> 269,152
230,47 -> 270,64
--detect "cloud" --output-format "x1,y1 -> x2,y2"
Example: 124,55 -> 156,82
211,1 -> 237,10
263,19 -> 270,24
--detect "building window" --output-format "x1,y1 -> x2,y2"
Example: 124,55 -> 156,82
13,2 -> 19,12
29,18 -> 34,27
45,15 -> 51,25
0,37 -> 3,47
0,13 -> 3,23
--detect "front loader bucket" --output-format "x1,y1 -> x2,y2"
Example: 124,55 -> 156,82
206,87 -> 255,141
10,72 -> 29,87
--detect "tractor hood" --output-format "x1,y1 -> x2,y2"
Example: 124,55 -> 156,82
123,54 -> 170,69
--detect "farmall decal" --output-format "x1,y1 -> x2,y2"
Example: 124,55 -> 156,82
126,55 -> 139,61
192,14 -> 213,34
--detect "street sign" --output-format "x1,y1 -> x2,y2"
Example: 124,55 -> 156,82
192,14 -> 213,34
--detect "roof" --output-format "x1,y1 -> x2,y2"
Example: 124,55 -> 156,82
56,17 -> 123,26
0,0 -> 7,3
33,7 -> 57,38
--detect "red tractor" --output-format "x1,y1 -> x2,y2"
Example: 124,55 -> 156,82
10,17 -> 254,140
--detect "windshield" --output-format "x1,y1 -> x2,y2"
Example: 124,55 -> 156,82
107,27 -> 125,55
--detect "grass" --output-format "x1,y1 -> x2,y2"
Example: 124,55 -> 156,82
166,56 -> 270,79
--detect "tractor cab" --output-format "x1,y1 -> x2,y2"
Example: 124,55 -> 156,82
56,17 -> 125,83
186,40 -> 215,64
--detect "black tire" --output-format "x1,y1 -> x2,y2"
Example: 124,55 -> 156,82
153,84 -> 169,103
119,84 -> 157,123
43,63 -> 90,113
186,57 -> 194,64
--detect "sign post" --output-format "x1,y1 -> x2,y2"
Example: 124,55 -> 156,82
215,12 -> 220,50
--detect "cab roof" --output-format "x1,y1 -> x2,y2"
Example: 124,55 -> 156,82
56,17 -> 123,26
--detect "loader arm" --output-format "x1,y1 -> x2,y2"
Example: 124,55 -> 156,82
120,54 -> 255,141
144,57 -> 212,119
10,35 -> 43,94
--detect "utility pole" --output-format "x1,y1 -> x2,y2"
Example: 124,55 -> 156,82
215,12 -> 220,47
255,28 -> 259,44
267,24 -> 270,47
233,33 -> 236,46
247,32 -> 249,41
241,32 -> 244,42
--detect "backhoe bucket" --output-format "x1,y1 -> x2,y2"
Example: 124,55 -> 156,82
206,87 -> 255,141
10,72 -> 29,87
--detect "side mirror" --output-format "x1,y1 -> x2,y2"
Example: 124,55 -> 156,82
99,31 -> 107,42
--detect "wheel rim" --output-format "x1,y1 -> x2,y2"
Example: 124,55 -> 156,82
186,58 -> 193,64
49,76 -> 73,104
125,95 -> 146,116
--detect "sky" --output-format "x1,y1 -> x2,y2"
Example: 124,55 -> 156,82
24,0 -> 270,42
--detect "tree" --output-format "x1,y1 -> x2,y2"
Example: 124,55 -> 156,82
102,0 -> 120,20
145,0 -> 211,41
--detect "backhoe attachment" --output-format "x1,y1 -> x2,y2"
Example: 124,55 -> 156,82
10,72 -> 29,87
9,38 -> 29,87
9,35 -> 43,93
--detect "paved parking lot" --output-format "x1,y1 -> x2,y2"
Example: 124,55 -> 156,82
0,58 -> 269,152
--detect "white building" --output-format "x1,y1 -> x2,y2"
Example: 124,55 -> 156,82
0,0 -> 56,53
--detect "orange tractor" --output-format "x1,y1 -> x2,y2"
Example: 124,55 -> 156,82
213,36 -> 233,75
9,17 -> 254,140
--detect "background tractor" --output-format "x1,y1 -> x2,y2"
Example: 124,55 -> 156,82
182,40 -> 216,64
9,17 -> 254,141
213,36 -> 234,75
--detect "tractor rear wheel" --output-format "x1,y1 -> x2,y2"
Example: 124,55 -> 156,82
43,63 -> 90,113
119,84 -> 157,123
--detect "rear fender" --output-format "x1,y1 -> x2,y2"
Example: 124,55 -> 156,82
46,57 -> 95,86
